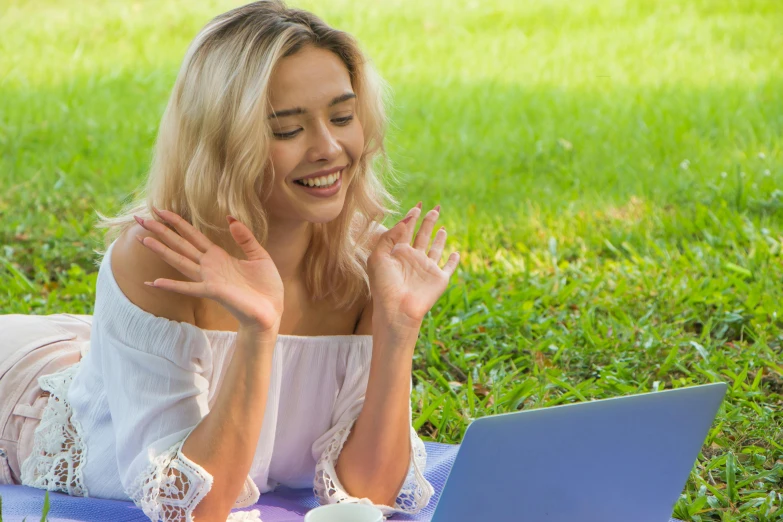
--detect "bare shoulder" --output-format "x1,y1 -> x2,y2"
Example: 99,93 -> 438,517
110,223 -> 198,325
352,222 -> 388,335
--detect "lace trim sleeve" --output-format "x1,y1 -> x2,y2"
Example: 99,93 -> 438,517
313,420 -> 434,516
126,431 -> 262,522
227,509 -> 263,521
20,364 -> 89,497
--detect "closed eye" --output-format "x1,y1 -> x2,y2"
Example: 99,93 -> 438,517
333,115 -> 353,125
273,129 -> 301,139
272,116 -> 354,139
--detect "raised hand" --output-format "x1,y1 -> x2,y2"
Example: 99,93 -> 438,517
367,202 -> 460,331
133,207 -> 284,332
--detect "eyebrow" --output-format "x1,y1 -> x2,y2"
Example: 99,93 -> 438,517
267,92 -> 357,120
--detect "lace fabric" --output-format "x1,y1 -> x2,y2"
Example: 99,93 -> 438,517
20,363 -> 89,497
126,430 -> 262,522
313,420 -> 434,516
20,362 -> 262,522
227,509 -> 264,521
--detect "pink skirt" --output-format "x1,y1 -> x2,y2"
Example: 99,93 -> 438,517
0,313 -> 91,485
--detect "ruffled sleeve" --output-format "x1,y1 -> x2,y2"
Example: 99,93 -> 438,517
94,243 -> 260,521
311,344 -> 434,516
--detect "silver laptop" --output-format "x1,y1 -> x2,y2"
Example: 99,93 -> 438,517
430,382 -> 727,522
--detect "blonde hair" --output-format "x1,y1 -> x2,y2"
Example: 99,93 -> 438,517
94,0 -> 399,311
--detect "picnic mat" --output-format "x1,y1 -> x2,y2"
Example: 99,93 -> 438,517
0,442 -> 682,522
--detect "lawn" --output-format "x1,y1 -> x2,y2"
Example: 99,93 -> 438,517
1,0 -> 782,520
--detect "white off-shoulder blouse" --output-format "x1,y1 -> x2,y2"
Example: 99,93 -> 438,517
19,238 -> 434,521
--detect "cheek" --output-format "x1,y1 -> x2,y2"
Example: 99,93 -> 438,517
269,141 -> 301,177
347,122 -> 365,160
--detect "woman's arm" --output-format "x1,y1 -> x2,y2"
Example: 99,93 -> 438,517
131,208 -> 286,521
184,325 -> 277,522
334,203 -> 459,506
335,305 -> 421,505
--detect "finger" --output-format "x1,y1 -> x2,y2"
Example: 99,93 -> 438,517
227,216 -> 270,262
401,205 -> 422,245
374,213 -> 417,257
428,226 -> 447,262
152,207 -> 214,253
137,235 -> 201,281
144,278 -> 205,298
442,251 -> 460,278
135,215 -> 203,264
413,206 -> 440,251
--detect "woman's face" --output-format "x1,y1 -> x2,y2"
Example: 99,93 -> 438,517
263,45 -> 364,225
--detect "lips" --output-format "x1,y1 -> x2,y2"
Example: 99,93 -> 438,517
293,164 -> 347,182
294,169 -> 342,188
293,170 -> 343,197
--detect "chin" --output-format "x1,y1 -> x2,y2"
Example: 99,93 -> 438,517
307,183 -> 351,224
307,206 -> 345,225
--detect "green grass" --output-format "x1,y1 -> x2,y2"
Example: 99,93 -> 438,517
1,0 -> 782,520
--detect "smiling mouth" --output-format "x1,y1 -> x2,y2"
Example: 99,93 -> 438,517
293,169 -> 343,188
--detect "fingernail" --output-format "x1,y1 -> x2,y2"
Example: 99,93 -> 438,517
151,206 -> 161,216
226,215 -> 237,225
135,235 -> 145,245
143,281 -> 155,287
434,204 -> 440,212
416,201 -> 422,209
134,215 -> 144,226
402,215 -> 414,224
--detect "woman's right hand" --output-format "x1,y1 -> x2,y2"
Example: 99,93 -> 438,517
133,207 -> 284,333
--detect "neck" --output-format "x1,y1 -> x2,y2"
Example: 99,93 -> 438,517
264,217 -> 313,282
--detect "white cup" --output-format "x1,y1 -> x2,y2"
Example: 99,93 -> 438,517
304,503 -> 384,522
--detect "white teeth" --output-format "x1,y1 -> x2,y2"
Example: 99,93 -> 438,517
297,170 -> 341,188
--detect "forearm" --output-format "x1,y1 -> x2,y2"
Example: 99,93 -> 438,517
183,325 -> 277,522
334,323 -> 420,506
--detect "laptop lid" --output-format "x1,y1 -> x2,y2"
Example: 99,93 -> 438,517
430,382 -> 727,522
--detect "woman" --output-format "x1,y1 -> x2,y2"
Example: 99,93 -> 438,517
0,1 -> 460,521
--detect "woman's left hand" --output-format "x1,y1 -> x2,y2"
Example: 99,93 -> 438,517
367,202 -> 460,332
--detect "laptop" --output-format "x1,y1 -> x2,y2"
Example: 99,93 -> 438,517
429,382 -> 727,522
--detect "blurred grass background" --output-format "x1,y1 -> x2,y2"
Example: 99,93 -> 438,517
1,0 -> 782,519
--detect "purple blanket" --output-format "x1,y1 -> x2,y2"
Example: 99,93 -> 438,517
0,442 -> 681,521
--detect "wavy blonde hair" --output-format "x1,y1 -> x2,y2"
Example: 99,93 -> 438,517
94,0 -> 399,311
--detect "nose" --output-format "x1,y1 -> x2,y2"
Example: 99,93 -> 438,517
306,120 -> 341,164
